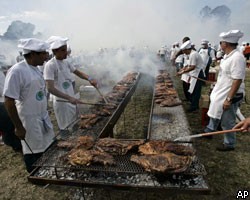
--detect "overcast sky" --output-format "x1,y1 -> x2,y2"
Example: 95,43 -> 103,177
0,0 -> 249,51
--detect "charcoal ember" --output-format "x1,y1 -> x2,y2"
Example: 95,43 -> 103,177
130,153 -> 192,174
139,140 -> 195,156
94,138 -> 145,155
68,149 -> 115,166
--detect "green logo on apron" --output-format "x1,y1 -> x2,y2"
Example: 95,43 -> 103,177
36,91 -> 44,101
62,81 -> 70,89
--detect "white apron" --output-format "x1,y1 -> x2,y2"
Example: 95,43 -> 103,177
52,58 -> 77,130
181,58 -> 190,83
188,68 -> 201,94
16,62 -> 54,154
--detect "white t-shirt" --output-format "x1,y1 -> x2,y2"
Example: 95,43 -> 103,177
189,50 -> 205,71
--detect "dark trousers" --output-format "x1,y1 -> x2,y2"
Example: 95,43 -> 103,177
0,103 -> 22,151
23,153 -> 43,173
182,81 -> 191,101
190,71 -> 203,110
204,65 -> 210,80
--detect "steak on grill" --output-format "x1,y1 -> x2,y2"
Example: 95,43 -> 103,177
94,138 -> 145,155
68,149 -> 115,166
57,135 -> 95,150
139,140 -> 195,156
130,153 -> 192,174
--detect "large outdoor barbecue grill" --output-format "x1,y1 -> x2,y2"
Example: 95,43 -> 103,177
28,71 -> 210,196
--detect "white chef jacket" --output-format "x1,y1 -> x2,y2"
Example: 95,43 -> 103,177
3,60 -> 54,154
44,57 -> 77,129
208,50 -> 246,119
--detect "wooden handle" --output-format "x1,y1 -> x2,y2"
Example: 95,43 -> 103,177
199,128 -> 243,137
189,75 -> 215,84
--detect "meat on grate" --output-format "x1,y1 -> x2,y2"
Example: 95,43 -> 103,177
139,140 -> 195,156
68,149 -> 115,166
130,152 -> 192,174
94,138 -> 145,155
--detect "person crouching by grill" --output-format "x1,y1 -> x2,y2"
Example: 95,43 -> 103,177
3,38 -> 55,172
177,40 -> 205,113
44,36 -> 98,132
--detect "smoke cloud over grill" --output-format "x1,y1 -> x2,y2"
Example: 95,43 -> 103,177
0,0 -> 249,73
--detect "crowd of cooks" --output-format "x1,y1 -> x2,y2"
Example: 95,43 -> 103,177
0,30 -> 250,173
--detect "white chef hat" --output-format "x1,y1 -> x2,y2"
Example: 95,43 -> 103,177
47,36 -> 69,50
18,38 -> 49,55
201,39 -> 209,45
180,40 -> 192,50
219,30 -> 244,44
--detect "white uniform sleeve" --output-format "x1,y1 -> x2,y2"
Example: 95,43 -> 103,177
3,68 -> 22,100
44,61 -> 56,81
231,55 -> 246,80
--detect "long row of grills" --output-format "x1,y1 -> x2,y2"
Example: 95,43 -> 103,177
28,70 -> 210,195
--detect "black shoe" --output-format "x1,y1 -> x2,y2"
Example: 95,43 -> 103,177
216,144 -> 235,151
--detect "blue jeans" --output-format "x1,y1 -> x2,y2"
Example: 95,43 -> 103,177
205,101 -> 240,148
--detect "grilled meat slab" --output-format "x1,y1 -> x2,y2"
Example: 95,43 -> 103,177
130,153 -> 192,173
94,138 -> 145,155
68,149 -> 115,166
57,135 -> 95,150
139,140 -> 195,156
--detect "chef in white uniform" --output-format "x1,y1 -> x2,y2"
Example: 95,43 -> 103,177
205,30 -> 245,151
44,36 -> 97,131
3,38 -> 55,172
178,40 -> 205,112
198,39 -> 216,80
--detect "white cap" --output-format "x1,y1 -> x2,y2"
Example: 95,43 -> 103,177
18,38 -> 49,55
201,39 -> 209,45
219,30 -> 244,44
174,42 -> 179,46
180,40 -> 192,50
47,36 -> 69,49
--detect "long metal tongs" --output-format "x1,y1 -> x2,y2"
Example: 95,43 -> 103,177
23,139 -> 34,154
56,99 -> 107,106
174,128 -> 242,141
95,87 -> 109,104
